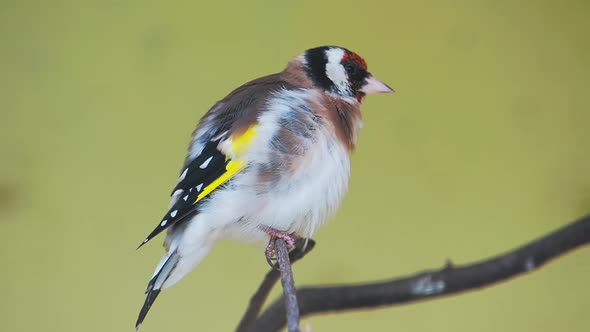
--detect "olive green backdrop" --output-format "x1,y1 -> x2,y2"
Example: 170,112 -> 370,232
1,1 -> 589,331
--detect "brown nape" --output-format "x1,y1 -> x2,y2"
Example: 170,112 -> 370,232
280,56 -> 315,89
313,94 -> 363,152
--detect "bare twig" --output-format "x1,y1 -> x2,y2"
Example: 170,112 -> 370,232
236,239 -> 315,332
275,238 -> 301,332
246,214 -> 590,332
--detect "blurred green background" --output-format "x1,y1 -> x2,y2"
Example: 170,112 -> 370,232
1,1 -> 589,331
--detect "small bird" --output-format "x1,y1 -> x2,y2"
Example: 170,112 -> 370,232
135,45 -> 393,328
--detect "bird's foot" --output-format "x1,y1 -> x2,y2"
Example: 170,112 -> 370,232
260,226 -> 297,268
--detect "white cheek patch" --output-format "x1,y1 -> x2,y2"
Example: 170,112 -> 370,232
325,48 -> 350,95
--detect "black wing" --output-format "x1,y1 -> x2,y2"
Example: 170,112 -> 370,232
137,140 -> 228,248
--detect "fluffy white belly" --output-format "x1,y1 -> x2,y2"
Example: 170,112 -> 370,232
199,131 -> 351,242
252,133 -> 351,238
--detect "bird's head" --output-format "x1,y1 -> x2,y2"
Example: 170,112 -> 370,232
303,46 -> 394,102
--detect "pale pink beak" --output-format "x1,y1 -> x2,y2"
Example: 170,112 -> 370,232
360,75 -> 395,94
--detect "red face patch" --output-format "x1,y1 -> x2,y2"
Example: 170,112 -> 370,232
341,52 -> 367,70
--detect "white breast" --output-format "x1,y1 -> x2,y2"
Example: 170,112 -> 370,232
254,129 -> 350,238
195,89 -> 353,242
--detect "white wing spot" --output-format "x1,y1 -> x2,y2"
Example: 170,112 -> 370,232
170,210 -> 178,218
160,219 -> 168,226
200,156 -> 213,169
196,183 -> 203,191
178,168 -> 188,182
183,195 -> 188,201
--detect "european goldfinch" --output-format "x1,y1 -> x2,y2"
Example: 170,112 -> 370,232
136,45 -> 393,328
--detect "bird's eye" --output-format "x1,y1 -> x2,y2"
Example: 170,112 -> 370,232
344,63 -> 357,75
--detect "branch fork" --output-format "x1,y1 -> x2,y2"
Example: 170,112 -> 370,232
237,215 -> 590,332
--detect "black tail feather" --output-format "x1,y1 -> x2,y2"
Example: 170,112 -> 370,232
136,288 -> 161,330
136,250 -> 180,329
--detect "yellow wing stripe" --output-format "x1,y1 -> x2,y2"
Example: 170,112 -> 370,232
195,159 -> 246,203
230,124 -> 258,155
194,124 -> 258,204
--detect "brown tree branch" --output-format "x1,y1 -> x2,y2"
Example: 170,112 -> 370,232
236,239 -> 315,332
243,214 -> 590,332
275,238 -> 301,332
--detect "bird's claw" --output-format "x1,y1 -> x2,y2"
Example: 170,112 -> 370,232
261,227 -> 297,269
